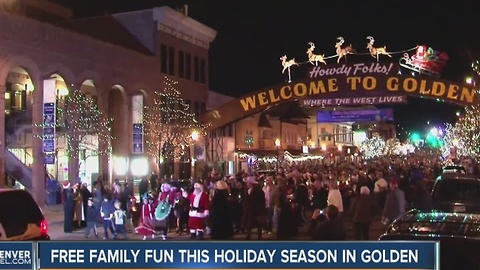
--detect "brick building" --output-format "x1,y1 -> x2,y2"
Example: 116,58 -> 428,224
0,3 -> 216,204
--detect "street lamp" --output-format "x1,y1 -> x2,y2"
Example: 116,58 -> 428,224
274,138 -> 281,170
466,76 -> 474,85
191,130 -> 199,141
191,130 -> 199,179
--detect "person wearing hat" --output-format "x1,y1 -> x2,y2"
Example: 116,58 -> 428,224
210,180 -> 234,240
135,194 -> 157,240
382,179 -> 406,225
188,181 -> 210,239
154,183 -> 175,240
84,197 -> 99,238
243,176 -> 266,240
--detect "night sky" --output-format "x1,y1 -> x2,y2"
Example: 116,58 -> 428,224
53,0 -> 480,135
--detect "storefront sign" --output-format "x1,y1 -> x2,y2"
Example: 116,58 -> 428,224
132,123 -> 143,154
202,62 -> 478,130
301,95 -> 406,106
42,79 -> 57,158
317,108 -> 394,123
44,154 -> 55,165
132,95 -> 144,154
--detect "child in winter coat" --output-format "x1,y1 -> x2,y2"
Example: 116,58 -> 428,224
84,198 -> 99,238
113,201 -> 128,239
100,196 -> 116,239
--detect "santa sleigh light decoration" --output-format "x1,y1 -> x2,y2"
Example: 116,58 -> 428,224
279,36 -> 449,82
399,45 -> 449,78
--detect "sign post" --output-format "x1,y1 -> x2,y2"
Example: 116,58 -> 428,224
43,79 -> 57,165
132,95 -> 144,154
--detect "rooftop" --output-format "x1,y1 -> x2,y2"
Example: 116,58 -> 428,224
58,14 -> 153,55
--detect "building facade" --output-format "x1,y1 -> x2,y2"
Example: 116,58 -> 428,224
0,4 -> 216,204
205,91 -> 235,175
306,117 -> 354,150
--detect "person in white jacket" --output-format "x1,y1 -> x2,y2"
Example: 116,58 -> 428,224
327,180 -> 344,215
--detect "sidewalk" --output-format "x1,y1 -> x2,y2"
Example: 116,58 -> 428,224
41,204 -> 64,226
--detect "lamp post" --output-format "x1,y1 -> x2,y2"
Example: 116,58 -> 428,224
191,130 -> 199,179
274,138 -> 281,170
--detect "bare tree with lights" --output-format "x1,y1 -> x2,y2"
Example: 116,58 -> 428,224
383,137 -> 400,156
451,107 -> 480,156
441,123 -> 462,158
38,87 -> 113,163
61,88 -> 113,157
360,133 -> 386,159
447,60 -> 480,157
143,77 -> 208,169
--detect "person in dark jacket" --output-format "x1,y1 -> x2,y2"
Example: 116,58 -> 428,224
275,178 -> 297,240
139,178 -> 149,201
243,176 -> 266,240
311,205 -> 346,241
62,184 -> 75,233
210,181 -> 234,240
350,186 -> 378,240
411,180 -> 432,211
100,195 -> 116,239
311,179 -> 328,210
80,183 -> 92,227
84,198 -> 99,238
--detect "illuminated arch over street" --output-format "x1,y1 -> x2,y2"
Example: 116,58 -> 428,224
202,62 -> 477,130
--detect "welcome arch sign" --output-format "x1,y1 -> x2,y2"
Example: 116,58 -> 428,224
202,61 -> 477,130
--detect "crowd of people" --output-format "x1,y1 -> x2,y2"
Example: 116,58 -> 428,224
60,153 -> 475,241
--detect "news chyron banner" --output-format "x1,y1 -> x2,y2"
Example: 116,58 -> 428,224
2,241 -> 439,270
0,242 -> 34,269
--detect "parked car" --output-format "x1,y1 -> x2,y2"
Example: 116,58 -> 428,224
0,189 -> 50,240
431,174 -> 480,213
380,210 -> 480,268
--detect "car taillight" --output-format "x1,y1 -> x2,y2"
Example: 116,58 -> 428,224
40,220 -> 48,235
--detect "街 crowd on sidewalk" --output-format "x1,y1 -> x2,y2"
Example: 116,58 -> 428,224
60,153 -> 478,241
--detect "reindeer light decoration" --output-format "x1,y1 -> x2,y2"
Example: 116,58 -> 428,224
306,42 -> 326,66
280,55 -> 299,82
335,37 -> 355,63
366,36 -> 392,61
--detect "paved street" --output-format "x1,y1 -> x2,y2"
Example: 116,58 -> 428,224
49,214 -> 385,241
44,205 -> 387,241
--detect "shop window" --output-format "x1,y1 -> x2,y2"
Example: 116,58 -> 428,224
178,51 -> 185,78
185,53 -> 192,80
244,130 -> 254,147
160,44 -> 167,73
200,59 -> 206,83
168,47 -> 175,76
194,56 -> 200,82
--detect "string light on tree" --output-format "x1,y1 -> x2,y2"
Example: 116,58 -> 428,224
360,133 -> 385,159
440,123 -> 459,158
384,138 -> 400,156
143,77 -> 209,163
37,88 -> 113,157
450,105 -> 480,156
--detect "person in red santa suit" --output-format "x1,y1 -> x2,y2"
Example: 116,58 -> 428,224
188,181 -> 210,239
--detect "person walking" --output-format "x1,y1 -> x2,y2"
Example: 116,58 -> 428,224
382,180 -> 406,225
350,186 -> 378,240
